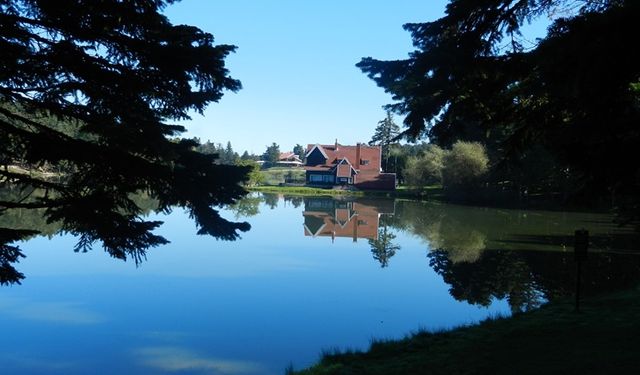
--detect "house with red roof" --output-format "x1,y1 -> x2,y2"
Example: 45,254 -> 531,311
304,141 -> 396,190
276,151 -> 303,167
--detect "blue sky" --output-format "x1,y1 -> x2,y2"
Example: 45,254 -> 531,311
165,1 -> 549,155
164,0 -> 450,155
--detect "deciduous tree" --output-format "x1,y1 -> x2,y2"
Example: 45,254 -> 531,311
442,141 -> 489,191
403,144 -> 445,186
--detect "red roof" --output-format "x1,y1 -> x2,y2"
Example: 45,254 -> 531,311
304,142 -> 395,190
336,158 -> 355,177
305,143 -> 381,172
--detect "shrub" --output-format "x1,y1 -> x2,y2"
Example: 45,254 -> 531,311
235,159 -> 265,186
403,144 -> 445,186
442,141 -> 489,190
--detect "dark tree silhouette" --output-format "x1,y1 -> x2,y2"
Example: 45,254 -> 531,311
357,0 -> 640,199
0,0 -> 250,284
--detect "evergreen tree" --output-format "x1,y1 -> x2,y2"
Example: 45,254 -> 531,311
221,141 -> 238,164
293,144 -> 305,161
358,0 -> 640,199
369,110 -> 400,171
262,143 -> 280,167
196,140 -> 218,156
240,150 -> 252,160
0,0 -> 250,284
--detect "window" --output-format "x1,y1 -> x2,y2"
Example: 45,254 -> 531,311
360,159 -> 369,165
309,174 -> 334,183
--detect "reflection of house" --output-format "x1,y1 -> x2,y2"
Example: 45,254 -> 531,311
304,141 -> 396,190
276,152 -> 303,167
303,197 -> 395,242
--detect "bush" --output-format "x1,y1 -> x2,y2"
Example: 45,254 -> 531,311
442,141 -> 489,190
403,144 -> 445,186
235,159 -> 264,186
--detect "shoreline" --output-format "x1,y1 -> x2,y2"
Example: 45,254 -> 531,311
248,185 -> 440,200
290,287 -> 640,374
248,185 -> 612,213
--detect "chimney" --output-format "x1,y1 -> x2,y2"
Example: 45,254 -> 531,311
335,139 -> 339,151
355,143 -> 361,169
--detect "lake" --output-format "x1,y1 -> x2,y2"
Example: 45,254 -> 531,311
1,193 -> 639,374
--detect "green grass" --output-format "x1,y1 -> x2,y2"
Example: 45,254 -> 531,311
260,167 -> 306,185
292,287 -> 640,374
249,184 -> 444,199
249,185 -> 365,196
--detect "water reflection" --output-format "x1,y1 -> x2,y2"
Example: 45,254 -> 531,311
300,196 -> 640,312
0,185 -> 165,285
0,179 -> 251,286
301,196 -> 400,267
134,346 -> 266,374
4,191 -> 640,317
302,197 -> 395,242
1,193 -> 639,373
368,225 -> 401,268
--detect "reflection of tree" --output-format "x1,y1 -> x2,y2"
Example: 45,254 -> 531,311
428,247 -> 640,313
228,195 -> 261,219
388,201 -> 487,263
424,221 -> 486,263
263,193 -> 279,209
0,185 -> 161,285
386,199 -> 640,312
368,225 -> 400,268
0,187 -> 63,237
0,228 -> 37,285
428,249 -> 542,313
284,196 -> 303,208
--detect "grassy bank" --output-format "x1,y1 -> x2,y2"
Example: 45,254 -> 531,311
249,185 -> 443,199
249,185 -> 365,196
250,184 -> 607,212
291,287 -> 640,374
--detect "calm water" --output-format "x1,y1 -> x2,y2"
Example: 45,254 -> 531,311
1,194 -> 639,374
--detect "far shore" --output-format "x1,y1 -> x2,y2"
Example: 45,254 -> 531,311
248,185 -> 440,200
247,185 -> 610,212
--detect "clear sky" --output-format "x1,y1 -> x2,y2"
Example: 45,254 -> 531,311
164,0 -> 450,155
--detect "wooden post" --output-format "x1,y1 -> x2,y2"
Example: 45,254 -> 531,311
574,229 -> 589,312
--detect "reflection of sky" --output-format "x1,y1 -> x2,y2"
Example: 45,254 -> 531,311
134,346 -> 266,374
1,197 -> 509,374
